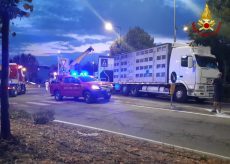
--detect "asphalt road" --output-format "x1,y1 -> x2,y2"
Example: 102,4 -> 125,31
9,88 -> 230,158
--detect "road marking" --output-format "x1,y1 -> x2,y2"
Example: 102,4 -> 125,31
54,120 -> 230,160
130,104 -> 230,119
26,102 -> 49,106
42,100 -> 64,104
179,105 -> 212,112
9,102 -> 18,105
10,103 -> 30,108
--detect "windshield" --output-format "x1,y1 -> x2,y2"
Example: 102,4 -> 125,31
195,55 -> 218,69
78,76 -> 97,82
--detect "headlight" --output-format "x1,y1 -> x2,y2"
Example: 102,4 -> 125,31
8,86 -> 15,90
91,85 -> 100,90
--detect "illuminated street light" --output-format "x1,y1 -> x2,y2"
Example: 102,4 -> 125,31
104,21 -> 121,45
104,22 -> 113,31
183,26 -> 188,32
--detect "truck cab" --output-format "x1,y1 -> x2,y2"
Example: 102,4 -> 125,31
169,43 -> 220,102
50,75 -> 113,103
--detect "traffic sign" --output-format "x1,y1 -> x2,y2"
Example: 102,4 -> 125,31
101,58 -> 108,67
171,72 -> 177,83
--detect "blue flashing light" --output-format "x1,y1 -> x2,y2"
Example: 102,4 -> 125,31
80,70 -> 89,76
70,70 -> 78,77
114,83 -> 121,90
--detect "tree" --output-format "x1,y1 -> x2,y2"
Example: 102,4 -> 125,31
0,0 -> 33,139
188,0 -> 230,83
12,54 -> 39,82
110,27 -> 154,56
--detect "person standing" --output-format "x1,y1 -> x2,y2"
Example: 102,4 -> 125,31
212,72 -> 223,113
45,80 -> 50,93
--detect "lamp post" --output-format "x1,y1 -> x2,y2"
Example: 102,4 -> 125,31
57,50 -> 61,75
92,61 -> 95,76
173,1 -> 189,42
174,0 -> 176,43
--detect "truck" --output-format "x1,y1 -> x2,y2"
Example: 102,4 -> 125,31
0,63 -> 26,97
113,43 -> 220,102
49,75 -> 113,103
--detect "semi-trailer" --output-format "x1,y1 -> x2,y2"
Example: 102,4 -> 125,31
113,43 -> 220,102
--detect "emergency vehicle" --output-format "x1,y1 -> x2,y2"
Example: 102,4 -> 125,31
0,63 -> 26,97
49,75 -> 113,103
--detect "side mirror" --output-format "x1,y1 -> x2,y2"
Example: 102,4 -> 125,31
188,56 -> 193,68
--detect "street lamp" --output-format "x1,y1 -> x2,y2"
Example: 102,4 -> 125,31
57,50 -> 61,75
174,0 -> 189,42
92,61 -> 95,76
183,25 -> 189,32
104,21 -> 121,43
104,22 -> 113,31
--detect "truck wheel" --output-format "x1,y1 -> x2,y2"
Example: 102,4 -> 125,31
104,95 -> 111,102
54,91 -> 63,101
174,86 -> 187,102
21,85 -> 26,94
130,87 -> 138,97
122,86 -> 129,96
11,89 -> 18,97
84,91 -> 93,103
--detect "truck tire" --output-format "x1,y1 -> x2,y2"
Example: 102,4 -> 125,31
21,85 -> 26,94
84,91 -> 93,103
11,89 -> 18,97
174,86 -> 187,102
104,95 -> 111,102
130,87 -> 140,97
54,91 -> 63,101
122,85 -> 129,96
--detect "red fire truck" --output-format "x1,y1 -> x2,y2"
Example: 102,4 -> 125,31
0,63 -> 26,97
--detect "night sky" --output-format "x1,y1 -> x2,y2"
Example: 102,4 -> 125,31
3,0 -> 206,65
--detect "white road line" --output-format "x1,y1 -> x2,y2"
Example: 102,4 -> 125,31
179,105 -> 212,112
26,102 -> 49,106
130,104 -> 230,119
54,120 -> 230,160
42,100 -> 64,104
15,104 -> 30,108
9,102 -> 18,105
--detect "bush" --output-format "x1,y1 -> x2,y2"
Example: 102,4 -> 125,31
32,110 -> 55,125
9,109 -> 31,119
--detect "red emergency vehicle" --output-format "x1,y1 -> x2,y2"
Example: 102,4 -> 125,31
50,75 -> 113,103
0,63 -> 27,97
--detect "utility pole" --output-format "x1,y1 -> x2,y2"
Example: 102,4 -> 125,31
174,0 -> 176,43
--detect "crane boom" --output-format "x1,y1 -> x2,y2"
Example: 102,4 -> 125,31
70,46 -> 94,66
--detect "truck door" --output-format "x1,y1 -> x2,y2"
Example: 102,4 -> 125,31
63,77 -> 74,96
179,55 -> 195,87
71,78 -> 82,97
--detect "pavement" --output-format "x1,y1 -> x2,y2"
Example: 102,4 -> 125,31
8,87 -> 230,158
